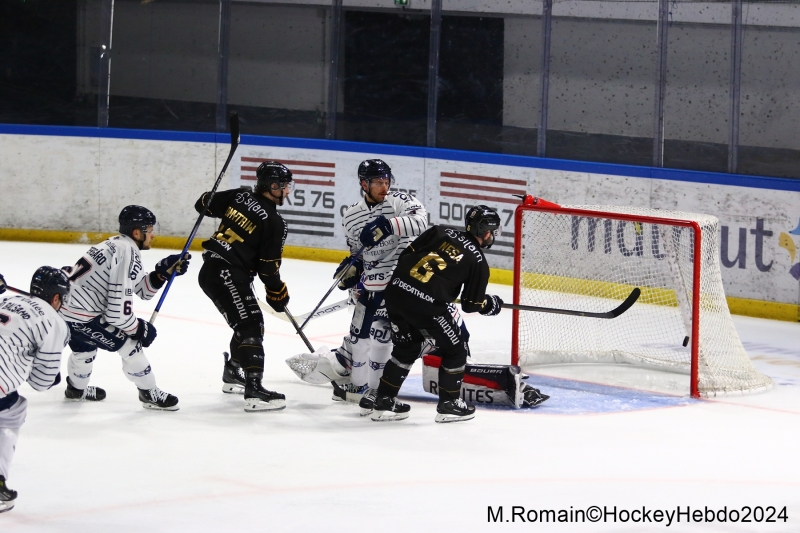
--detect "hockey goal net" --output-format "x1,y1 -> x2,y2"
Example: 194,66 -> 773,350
511,196 -> 772,398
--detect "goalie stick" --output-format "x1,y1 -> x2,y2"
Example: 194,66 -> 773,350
149,113 -> 240,324
298,245 -> 366,330
459,287 -> 641,319
258,298 -> 349,324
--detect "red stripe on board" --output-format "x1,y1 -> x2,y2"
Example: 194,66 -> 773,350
241,157 -> 335,168
440,171 -> 526,186
241,166 -> 335,178
241,176 -> 334,186
441,191 -> 520,204
440,181 -> 525,195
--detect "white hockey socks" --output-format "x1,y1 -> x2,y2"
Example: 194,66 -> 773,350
118,339 -> 157,390
0,395 -> 26,479
67,350 -> 98,390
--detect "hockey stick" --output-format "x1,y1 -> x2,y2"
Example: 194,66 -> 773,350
5,285 -> 30,297
298,245 -> 366,330
258,297 -> 349,324
500,287 -> 641,319
149,113 -> 240,324
283,307 -> 315,353
456,287 -> 641,319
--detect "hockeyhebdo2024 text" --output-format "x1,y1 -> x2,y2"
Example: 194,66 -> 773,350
487,505 -> 789,526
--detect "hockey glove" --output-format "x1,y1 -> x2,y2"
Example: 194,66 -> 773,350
155,253 -> 192,279
334,256 -> 364,290
479,295 -> 503,316
266,282 -> 290,312
521,383 -> 550,408
359,215 -> 393,247
0,273 -> 5,295
133,318 -> 158,348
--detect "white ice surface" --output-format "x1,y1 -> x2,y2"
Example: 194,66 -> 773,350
1,241 -> 799,532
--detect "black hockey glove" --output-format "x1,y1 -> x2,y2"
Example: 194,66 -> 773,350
521,383 -> 550,408
0,272 -> 5,295
359,215 -> 393,247
155,253 -> 191,279
334,256 -> 364,290
266,281 -> 290,312
133,318 -> 158,348
479,295 -> 503,316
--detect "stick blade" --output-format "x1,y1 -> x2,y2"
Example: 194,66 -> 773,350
608,287 -> 641,318
229,113 -> 240,147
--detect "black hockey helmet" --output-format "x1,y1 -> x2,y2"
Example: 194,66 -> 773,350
119,205 -> 157,237
465,205 -> 501,249
255,161 -> 293,194
358,159 -> 394,186
30,266 -> 71,306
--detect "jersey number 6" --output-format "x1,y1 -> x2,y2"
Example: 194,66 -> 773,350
410,252 -> 447,283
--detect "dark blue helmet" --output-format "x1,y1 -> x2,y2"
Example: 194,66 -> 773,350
358,159 -> 394,185
255,161 -> 293,194
119,205 -> 157,237
465,205 -> 501,249
30,266 -> 71,306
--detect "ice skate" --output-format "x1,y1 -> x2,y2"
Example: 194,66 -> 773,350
221,351 -> 245,394
358,388 -> 377,416
370,394 -> 410,422
64,377 -> 106,402
243,374 -> 286,412
435,398 -> 475,423
0,475 -> 17,514
332,381 -> 367,403
138,387 -> 180,411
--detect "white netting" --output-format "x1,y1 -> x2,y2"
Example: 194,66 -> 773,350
515,204 -> 772,397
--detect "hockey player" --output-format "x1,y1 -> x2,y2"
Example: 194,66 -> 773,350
196,161 -> 292,412
60,206 -> 188,410
371,205 -> 505,423
321,159 -> 427,412
0,267 -> 71,513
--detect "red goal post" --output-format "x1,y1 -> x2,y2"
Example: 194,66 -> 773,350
511,195 -> 772,398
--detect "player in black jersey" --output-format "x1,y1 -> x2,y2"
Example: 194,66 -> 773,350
371,205 -> 504,423
195,161 -> 292,412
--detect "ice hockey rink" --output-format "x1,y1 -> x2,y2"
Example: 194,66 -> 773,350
1,241 -> 799,532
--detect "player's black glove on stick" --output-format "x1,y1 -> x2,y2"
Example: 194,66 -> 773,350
334,256 -> 364,290
134,318 -> 158,347
479,295 -> 503,316
266,281 -> 290,312
359,215 -> 393,247
0,273 -> 5,295
155,253 -> 192,279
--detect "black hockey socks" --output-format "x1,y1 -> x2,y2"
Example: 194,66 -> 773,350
377,359 -> 411,398
438,365 -> 465,402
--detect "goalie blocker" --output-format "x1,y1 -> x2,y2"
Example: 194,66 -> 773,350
422,355 -> 549,409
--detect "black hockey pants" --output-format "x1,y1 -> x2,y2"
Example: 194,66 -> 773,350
198,253 -> 265,373
379,295 -> 469,402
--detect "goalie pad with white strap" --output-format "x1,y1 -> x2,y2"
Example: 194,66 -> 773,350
422,355 -> 549,409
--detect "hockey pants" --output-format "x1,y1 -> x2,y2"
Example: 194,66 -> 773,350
0,393 -> 26,479
379,299 -> 469,403
66,317 -> 157,390
198,256 -> 266,373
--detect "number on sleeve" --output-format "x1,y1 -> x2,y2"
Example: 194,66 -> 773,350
68,257 -> 92,282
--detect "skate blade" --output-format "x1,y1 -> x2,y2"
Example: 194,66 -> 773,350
370,410 -> 409,422
222,383 -> 244,394
0,501 -> 15,514
244,398 -> 286,412
434,412 -> 475,423
141,402 -> 180,412
359,407 -> 374,417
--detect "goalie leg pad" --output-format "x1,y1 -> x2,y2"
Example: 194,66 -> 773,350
118,338 -> 157,390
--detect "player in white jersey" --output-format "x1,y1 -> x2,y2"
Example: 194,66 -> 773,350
59,206 -> 190,410
0,267 -> 71,513
288,159 -> 428,413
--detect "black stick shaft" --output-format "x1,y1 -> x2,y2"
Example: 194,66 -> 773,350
299,245 -> 365,330
149,113 -> 240,324
284,307 -> 315,353
502,287 -> 641,319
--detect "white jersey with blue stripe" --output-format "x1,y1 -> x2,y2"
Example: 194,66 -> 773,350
0,294 -> 69,397
59,234 -> 160,335
342,191 -> 428,292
